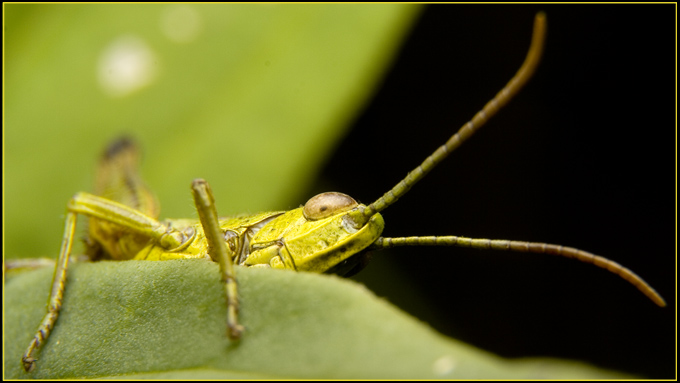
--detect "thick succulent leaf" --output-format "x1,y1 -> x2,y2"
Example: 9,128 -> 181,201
4,261 -> 629,379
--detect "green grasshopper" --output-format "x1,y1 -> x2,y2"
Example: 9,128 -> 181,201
20,13 -> 665,373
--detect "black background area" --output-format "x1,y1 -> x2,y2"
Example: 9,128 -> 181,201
307,5 -> 675,379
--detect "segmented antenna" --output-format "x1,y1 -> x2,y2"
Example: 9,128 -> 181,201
356,13 -> 547,224
371,236 -> 666,307
351,13 -> 665,307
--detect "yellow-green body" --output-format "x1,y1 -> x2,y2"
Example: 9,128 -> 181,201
21,136 -> 388,373
85,137 -> 385,273
127,209 -> 384,273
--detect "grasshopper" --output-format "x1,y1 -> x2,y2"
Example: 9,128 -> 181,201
20,13 -> 665,373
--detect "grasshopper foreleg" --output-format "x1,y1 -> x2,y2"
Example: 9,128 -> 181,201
191,179 -> 244,340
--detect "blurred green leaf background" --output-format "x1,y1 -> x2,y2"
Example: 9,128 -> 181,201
4,4 -> 419,260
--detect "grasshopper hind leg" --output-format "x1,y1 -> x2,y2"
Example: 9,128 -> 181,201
21,190 -> 177,372
22,211 -> 78,372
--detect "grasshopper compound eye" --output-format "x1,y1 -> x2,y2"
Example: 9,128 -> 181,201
303,192 -> 358,221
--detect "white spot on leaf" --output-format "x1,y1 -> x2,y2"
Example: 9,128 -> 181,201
432,354 -> 457,376
97,36 -> 157,97
160,5 -> 203,44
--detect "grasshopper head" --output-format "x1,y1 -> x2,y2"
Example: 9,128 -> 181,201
251,14 -> 550,276
248,192 -> 384,274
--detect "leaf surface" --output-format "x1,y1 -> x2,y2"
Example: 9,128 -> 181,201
5,261 -> 628,379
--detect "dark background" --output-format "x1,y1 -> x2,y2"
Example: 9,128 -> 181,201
307,5 -> 674,379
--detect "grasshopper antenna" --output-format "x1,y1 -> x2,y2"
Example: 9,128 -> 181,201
350,13 -> 666,307
370,236 -> 666,307
349,13 -> 546,228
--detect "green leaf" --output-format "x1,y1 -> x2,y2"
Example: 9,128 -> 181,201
4,4 -> 420,260
4,261 -> 630,379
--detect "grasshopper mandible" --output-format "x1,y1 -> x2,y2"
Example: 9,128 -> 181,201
20,13 -> 666,373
